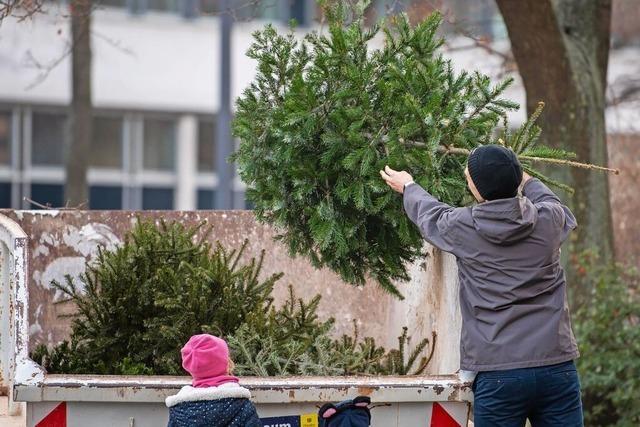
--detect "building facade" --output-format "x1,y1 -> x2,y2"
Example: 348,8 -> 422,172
0,0 -> 322,210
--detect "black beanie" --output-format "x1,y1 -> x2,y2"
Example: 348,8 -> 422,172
467,145 -> 523,201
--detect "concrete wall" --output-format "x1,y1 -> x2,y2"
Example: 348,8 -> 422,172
0,210 -> 461,375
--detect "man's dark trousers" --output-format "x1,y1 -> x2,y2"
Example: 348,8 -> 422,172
473,360 -> 583,427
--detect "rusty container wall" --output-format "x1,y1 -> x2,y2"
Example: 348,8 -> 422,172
1,210 -> 461,375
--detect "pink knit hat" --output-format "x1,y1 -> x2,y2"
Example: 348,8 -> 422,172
181,334 -> 239,388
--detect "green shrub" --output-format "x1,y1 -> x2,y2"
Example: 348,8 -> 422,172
573,253 -> 640,427
32,219 -> 434,376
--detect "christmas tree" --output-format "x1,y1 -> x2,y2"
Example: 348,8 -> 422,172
232,1 -> 617,298
32,219 -> 433,376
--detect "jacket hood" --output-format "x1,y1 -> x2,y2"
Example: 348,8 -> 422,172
166,383 -> 251,408
471,196 -> 538,245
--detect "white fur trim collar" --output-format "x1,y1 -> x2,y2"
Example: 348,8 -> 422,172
166,382 -> 252,408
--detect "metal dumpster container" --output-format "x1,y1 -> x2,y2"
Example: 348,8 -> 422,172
0,212 -> 471,426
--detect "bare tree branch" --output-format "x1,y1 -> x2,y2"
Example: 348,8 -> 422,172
23,196 -> 86,210
91,30 -> 135,57
607,75 -> 640,106
23,45 -> 73,90
0,0 -> 44,23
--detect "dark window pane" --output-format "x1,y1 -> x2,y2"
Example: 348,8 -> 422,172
181,0 -> 198,18
91,116 -> 123,168
142,187 -> 174,210
197,120 -> 215,172
31,183 -> 64,208
231,1 -> 280,20
0,183 -> 10,208
32,112 -> 66,166
244,197 -> 254,210
144,118 -> 175,171
290,0 -> 306,25
197,189 -> 215,209
90,186 -> 122,209
199,0 -> 221,14
257,2 -> 281,20
98,0 -> 127,7
146,0 -> 180,12
0,112 -> 11,165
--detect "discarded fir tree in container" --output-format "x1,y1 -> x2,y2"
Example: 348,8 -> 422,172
232,2 -> 617,298
32,220 -> 434,376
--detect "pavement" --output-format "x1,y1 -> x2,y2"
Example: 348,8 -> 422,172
0,397 -> 26,427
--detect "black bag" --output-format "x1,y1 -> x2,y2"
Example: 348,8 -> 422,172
318,396 -> 372,427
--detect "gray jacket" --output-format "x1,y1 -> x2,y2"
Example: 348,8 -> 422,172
403,178 -> 579,371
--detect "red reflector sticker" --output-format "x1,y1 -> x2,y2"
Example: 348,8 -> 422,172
430,402 -> 461,427
36,402 -> 66,427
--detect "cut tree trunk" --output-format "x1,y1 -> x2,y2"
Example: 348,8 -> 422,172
66,0 -> 93,207
496,0 -> 614,296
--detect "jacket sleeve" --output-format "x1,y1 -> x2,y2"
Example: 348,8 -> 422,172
167,408 -> 177,427
402,183 -> 461,254
242,400 -> 262,427
522,178 -> 577,242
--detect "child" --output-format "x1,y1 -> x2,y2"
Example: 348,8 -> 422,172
380,145 -> 583,427
166,334 -> 260,427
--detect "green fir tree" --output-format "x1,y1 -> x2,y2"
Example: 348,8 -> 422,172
32,219 -> 434,376
232,2 -> 616,298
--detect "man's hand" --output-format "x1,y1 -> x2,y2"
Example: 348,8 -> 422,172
380,166 -> 414,194
522,171 -> 532,184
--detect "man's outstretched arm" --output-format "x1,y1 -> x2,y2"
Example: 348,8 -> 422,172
521,173 -> 577,242
380,166 -> 460,254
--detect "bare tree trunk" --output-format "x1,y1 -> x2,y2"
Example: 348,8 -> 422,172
66,0 -> 92,207
495,0 -> 614,295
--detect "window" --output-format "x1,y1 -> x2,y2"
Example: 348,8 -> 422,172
290,0 -> 307,25
32,112 -> 66,166
255,1 -> 282,21
197,119 -> 215,172
0,111 -> 10,166
197,189 -> 215,209
143,118 -> 175,171
243,195 -> 254,210
31,183 -> 64,208
90,186 -> 122,209
98,0 -> 127,7
91,116 -> 123,169
0,183 -> 10,208
199,0 -> 221,15
142,187 -> 174,209
145,0 -> 181,12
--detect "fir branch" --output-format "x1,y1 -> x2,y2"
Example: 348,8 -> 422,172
519,155 -> 619,174
401,140 -> 619,174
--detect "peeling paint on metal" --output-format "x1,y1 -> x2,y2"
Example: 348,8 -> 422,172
61,223 -> 121,257
357,387 -> 374,396
39,257 -> 87,300
29,304 -> 44,335
33,244 -> 49,258
16,210 -> 61,221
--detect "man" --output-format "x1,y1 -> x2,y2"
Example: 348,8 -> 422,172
380,144 -> 583,427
